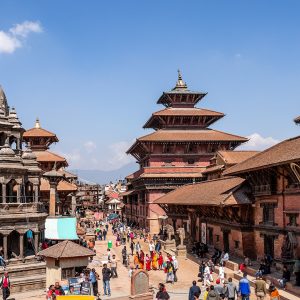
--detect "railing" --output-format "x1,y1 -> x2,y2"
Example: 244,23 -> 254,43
0,202 -> 45,214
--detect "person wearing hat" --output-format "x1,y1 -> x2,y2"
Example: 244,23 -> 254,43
214,278 -> 225,298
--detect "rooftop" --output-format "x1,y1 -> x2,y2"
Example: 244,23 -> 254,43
37,240 -> 95,259
217,150 -> 260,165
23,118 -> 59,141
133,129 -> 248,143
224,136 -> 300,175
34,150 -> 68,164
154,176 -> 249,206
40,178 -> 77,192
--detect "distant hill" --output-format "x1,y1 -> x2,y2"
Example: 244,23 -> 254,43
70,162 -> 137,184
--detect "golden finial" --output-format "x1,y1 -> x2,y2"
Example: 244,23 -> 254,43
35,118 -> 40,129
174,69 -> 187,90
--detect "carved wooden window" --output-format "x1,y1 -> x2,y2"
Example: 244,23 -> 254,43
287,213 -> 298,227
62,267 -> 74,279
262,203 -> 275,224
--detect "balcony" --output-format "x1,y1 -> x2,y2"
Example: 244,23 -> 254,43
0,201 -> 45,214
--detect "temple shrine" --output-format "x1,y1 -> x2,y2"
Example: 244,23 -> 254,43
0,86 -> 47,291
23,119 -> 77,215
123,72 -> 248,233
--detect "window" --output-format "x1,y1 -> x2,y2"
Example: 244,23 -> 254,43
55,259 -> 60,267
216,234 -> 220,242
234,240 -> 240,249
62,267 -> 74,279
287,213 -> 298,227
164,144 -> 171,153
262,203 -> 275,224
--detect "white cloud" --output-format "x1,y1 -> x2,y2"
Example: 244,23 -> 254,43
0,21 -> 42,54
58,140 -> 134,171
84,141 -> 97,153
235,53 -> 242,59
239,133 -> 280,150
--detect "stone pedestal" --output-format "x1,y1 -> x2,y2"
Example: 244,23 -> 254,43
129,292 -> 153,299
176,245 -> 187,258
164,239 -> 176,251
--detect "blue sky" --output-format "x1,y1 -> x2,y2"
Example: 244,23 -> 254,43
0,1 -> 299,172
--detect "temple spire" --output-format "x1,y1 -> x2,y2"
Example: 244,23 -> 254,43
0,85 -> 9,116
35,118 -> 41,129
173,69 -> 187,90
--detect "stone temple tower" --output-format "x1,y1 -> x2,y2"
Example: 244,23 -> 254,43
0,86 -> 47,292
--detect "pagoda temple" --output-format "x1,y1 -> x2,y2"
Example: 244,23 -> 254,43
123,71 -> 248,233
23,119 -> 77,215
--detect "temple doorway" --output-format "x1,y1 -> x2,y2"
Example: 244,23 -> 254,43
264,235 -> 274,258
24,230 -> 35,256
223,231 -> 230,252
8,230 -> 20,258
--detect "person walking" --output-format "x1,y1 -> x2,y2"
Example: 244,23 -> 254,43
254,275 -> 267,299
172,256 -> 179,282
122,246 -> 127,265
158,252 -> 164,270
224,277 -> 237,300
207,285 -> 220,300
214,279 -> 225,298
156,283 -> 170,300
165,261 -> 174,284
102,263 -> 112,296
239,273 -> 251,300
145,253 -> 151,271
89,268 -> 99,296
103,229 -> 107,241
0,272 -> 10,300
189,280 -> 201,300
130,241 -> 135,256
110,254 -> 118,278
269,284 -> 280,300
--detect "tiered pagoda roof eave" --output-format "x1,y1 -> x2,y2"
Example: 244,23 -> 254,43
157,91 -> 207,107
143,107 -> 225,129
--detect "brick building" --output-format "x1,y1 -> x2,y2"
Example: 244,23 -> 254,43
123,72 -> 247,233
156,135 -> 300,263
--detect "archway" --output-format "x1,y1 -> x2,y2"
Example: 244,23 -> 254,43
24,230 -> 35,256
8,230 -> 20,258
6,179 -> 17,203
0,132 -> 6,146
9,136 -> 17,151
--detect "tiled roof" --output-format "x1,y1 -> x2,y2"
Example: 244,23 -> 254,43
58,169 -> 78,179
23,128 -> 58,140
152,108 -> 224,117
202,164 -> 224,174
154,176 -> 249,206
218,150 -> 259,165
34,151 -> 68,164
136,129 -> 248,142
224,136 -> 300,175
37,240 -> 95,258
40,178 -> 77,192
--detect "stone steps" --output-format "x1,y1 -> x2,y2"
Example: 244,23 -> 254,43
0,261 -> 46,293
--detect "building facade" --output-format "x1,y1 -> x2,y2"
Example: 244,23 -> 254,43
23,119 -> 77,215
124,72 -> 248,233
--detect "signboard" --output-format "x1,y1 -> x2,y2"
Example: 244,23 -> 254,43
57,296 -> 95,300
68,277 -> 81,295
80,281 -> 91,295
201,223 -> 207,244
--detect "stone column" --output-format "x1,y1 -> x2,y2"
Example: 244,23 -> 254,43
19,234 -> 24,258
34,185 -> 39,203
71,194 -> 76,216
2,184 -> 6,204
16,184 -> 21,203
3,235 -> 7,260
34,231 -> 39,254
49,183 -> 56,216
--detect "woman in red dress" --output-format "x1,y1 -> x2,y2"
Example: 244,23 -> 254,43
158,251 -> 164,270
145,254 -> 151,271
139,250 -> 145,269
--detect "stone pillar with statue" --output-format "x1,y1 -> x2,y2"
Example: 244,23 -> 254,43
176,227 -> 187,258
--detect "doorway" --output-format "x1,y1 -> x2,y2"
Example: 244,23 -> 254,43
223,231 -> 230,252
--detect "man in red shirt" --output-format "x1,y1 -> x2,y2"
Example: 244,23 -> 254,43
0,271 -> 10,300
